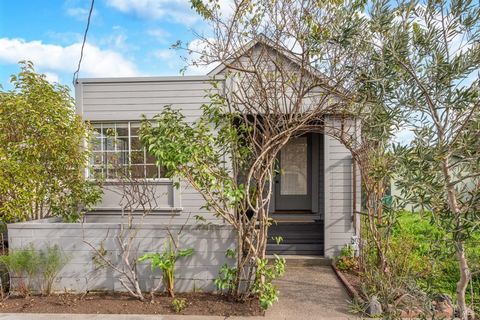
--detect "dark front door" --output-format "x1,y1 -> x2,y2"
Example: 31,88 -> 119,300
275,135 -> 312,211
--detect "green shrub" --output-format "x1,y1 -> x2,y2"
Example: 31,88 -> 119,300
252,254 -> 286,310
138,236 -> 193,298
171,298 -> 187,313
0,244 -> 69,295
391,212 -> 480,312
0,62 -> 102,223
38,245 -> 70,294
335,244 -> 358,272
215,248 -> 237,294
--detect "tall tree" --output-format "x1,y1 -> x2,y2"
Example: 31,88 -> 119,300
386,1 -> 480,318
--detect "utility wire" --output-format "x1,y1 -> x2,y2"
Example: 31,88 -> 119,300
73,0 -> 95,86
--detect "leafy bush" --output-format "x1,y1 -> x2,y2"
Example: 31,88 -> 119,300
390,213 -> 480,312
252,255 -> 286,310
138,236 -> 193,298
358,212 -> 480,315
0,246 -> 37,296
335,244 -> 358,272
171,298 -> 187,313
215,248 -> 237,294
38,245 -> 70,294
0,244 -> 69,295
0,62 -> 102,224
361,233 -> 431,314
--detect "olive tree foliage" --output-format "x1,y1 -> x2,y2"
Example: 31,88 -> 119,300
319,1 -> 410,273
0,62 -> 101,224
379,1 -> 480,318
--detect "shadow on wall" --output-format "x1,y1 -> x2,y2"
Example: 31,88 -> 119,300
7,216 -> 236,294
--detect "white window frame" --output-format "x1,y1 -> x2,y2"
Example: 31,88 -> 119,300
88,121 -> 165,182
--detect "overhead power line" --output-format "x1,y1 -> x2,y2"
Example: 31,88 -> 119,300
73,0 -> 95,86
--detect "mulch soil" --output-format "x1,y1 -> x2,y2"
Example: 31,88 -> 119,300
339,270 -> 363,295
0,292 -> 263,316
331,264 -> 364,302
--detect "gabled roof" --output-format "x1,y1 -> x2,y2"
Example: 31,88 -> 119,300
207,34 -> 335,87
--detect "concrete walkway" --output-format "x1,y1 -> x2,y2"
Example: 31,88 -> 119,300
263,265 -> 355,319
0,265 -> 356,320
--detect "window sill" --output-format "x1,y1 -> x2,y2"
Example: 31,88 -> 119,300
90,178 -> 174,186
90,207 -> 183,213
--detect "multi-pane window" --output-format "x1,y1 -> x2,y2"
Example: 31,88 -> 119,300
90,122 -> 162,179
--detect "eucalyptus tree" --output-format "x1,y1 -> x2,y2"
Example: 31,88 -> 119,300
385,1 -> 480,318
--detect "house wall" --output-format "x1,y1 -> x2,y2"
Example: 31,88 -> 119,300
8,218 -> 235,293
75,76 -> 360,258
323,117 -> 360,257
75,76 -> 225,224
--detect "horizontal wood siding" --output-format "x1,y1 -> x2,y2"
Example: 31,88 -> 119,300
75,77 -> 225,222
77,77 -> 222,122
324,117 -> 359,258
8,220 -> 235,293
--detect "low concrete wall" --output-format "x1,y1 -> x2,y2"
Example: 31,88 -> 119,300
7,216 -> 235,293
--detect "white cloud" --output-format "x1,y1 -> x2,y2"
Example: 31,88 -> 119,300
216,0 -> 235,18
46,31 -> 83,45
0,38 -> 140,79
147,28 -> 171,44
100,33 -> 129,51
66,7 -> 88,20
65,6 -> 97,21
153,49 -> 174,60
105,0 -> 198,25
183,38 -> 219,75
43,72 -> 60,84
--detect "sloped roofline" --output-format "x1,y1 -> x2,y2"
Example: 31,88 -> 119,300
207,34 -> 333,85
77,75 -> 224,84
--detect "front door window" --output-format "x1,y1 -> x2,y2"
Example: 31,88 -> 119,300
280,137 -> 308,195
275,135 -> 312,211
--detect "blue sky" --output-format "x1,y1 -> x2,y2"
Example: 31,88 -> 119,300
0,0 -> 217,90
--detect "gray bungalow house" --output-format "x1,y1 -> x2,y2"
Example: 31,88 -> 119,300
74,39 -> 361,259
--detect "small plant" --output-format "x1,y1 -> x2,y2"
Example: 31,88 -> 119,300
138,236 -> 193,297
171,297 -> 187,313
215,263 -> 238,293
0,244 -> 69,296
252,254 -> 286,310
214,248 -> 237,295
0,246 -> 38,296
335,244 -> 358,272
272,236 -> 283,245
38,245 -> 70,295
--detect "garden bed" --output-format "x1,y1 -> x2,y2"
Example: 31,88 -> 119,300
0,292 -> 262,316
331,263 -> 363,303
332,264 -> 461,319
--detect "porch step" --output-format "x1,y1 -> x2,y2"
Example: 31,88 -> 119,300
267,221 -> 324,255
266,243 -> 324,253
267,255 -> 332,266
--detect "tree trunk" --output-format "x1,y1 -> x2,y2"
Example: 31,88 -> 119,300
456,241 -> 471,320
442,159 -> 471,320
